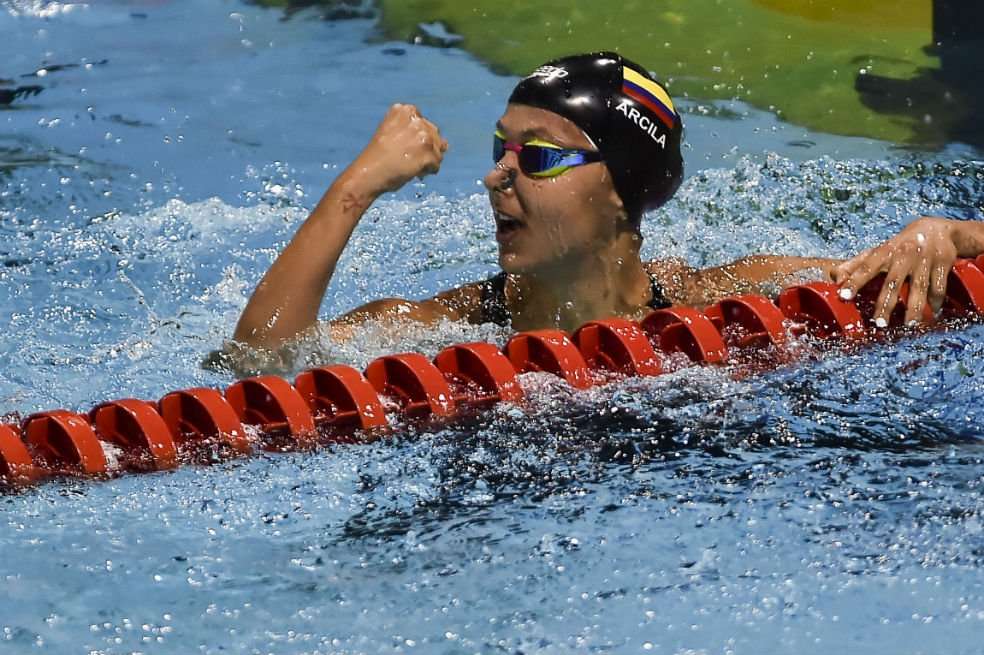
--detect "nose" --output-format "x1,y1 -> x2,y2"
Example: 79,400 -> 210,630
484,158 -> 518,193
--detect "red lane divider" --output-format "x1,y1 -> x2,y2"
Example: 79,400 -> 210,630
364,353 -> 457,418
778,282 -> 864,339
434,342 -> 524,405
5,258 -> 984,490
713,294 -> 787,348
0,424 -> 40,484
294,365 -> 388,438
572,319 -> 662,377
89,399 -> 178,471
640,307 -> 728,364
504,330 -> 594,389
942,259 -> 984,318
23,410 -> 107,476
226,376 -> 317,450
158,388 -> 251,458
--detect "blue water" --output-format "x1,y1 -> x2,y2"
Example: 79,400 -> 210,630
1,1 -> 983,653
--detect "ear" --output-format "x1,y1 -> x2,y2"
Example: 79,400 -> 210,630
607,184 -> 634,232
598,166 -> 628,221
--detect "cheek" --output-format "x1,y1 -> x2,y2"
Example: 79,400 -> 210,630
524,176 -> 616,242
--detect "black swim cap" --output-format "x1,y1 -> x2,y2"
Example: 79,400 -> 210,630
508,52 -> 684,222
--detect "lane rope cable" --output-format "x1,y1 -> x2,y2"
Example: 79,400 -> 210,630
3,256 -> 984,488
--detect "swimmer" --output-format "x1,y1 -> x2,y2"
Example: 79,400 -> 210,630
230,52 -> 984,361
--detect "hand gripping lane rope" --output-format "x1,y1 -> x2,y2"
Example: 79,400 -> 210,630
3,256 -> 984,489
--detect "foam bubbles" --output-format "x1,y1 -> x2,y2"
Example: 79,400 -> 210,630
3,153 -> 984,655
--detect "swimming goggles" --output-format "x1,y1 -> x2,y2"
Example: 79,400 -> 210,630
493,130 -> 603,178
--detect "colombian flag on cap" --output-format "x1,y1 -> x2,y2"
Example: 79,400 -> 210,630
621,67 -> 676,130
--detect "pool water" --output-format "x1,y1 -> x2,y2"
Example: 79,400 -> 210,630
1,1 -> 983,653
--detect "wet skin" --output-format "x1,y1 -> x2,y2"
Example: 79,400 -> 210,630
231,102 -> 984,363
486,105 -> 626,275
482,104 -> 666,330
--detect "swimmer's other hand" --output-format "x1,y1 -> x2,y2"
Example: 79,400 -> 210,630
351,103 -> 448,195
832,215 -> 958,325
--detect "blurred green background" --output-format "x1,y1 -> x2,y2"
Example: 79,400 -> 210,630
256,1 -> 980,147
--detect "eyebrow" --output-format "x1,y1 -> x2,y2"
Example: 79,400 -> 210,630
495,120 -> 572,146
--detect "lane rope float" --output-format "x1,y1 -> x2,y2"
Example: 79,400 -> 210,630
4,258 -> 984,489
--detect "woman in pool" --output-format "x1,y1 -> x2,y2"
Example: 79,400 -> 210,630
232,52 -> 984,353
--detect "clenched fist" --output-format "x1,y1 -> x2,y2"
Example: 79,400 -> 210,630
351,104 -> 448,196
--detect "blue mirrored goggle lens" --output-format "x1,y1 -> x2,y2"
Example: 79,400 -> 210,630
493,132 -> 602,178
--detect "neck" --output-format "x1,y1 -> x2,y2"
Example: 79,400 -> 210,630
508,232 -> 652,332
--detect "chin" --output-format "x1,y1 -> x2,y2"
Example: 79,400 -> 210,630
498,251 -> 524,274
499,250 -> 556,276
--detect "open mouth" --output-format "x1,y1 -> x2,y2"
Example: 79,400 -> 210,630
494,211 -> 525,240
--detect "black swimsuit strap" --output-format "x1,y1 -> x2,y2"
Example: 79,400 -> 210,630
480,271 -> 512,327
647,270 -> 672,310
480,269 -> 671,326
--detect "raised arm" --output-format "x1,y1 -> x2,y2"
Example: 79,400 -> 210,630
233,104 -> 448,350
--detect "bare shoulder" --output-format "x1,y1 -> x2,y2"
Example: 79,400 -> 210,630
430,280 -> 488,324
647,254 -> 841,307
644,257 -> 697,304
645,257 -> 693,277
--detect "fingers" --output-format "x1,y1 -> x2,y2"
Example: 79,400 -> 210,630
903,257 -> 931,324
385,102 -> 418,124
830,249 -> 869,285
834,216 -> 963,327
427,128 -> 447,157
361,104 -> 448,192
409,110 -> 444,154
386,103 -> 441,141
835,247 -> 886,302
419,161 -> 440,177
420,126 -> 446,179
407,134 -> 444,181
928,262 -> 949,315
403,106 -> 446,178
872,258 -> 907,326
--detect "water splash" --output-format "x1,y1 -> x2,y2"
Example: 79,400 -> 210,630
1,2 -> 982,651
